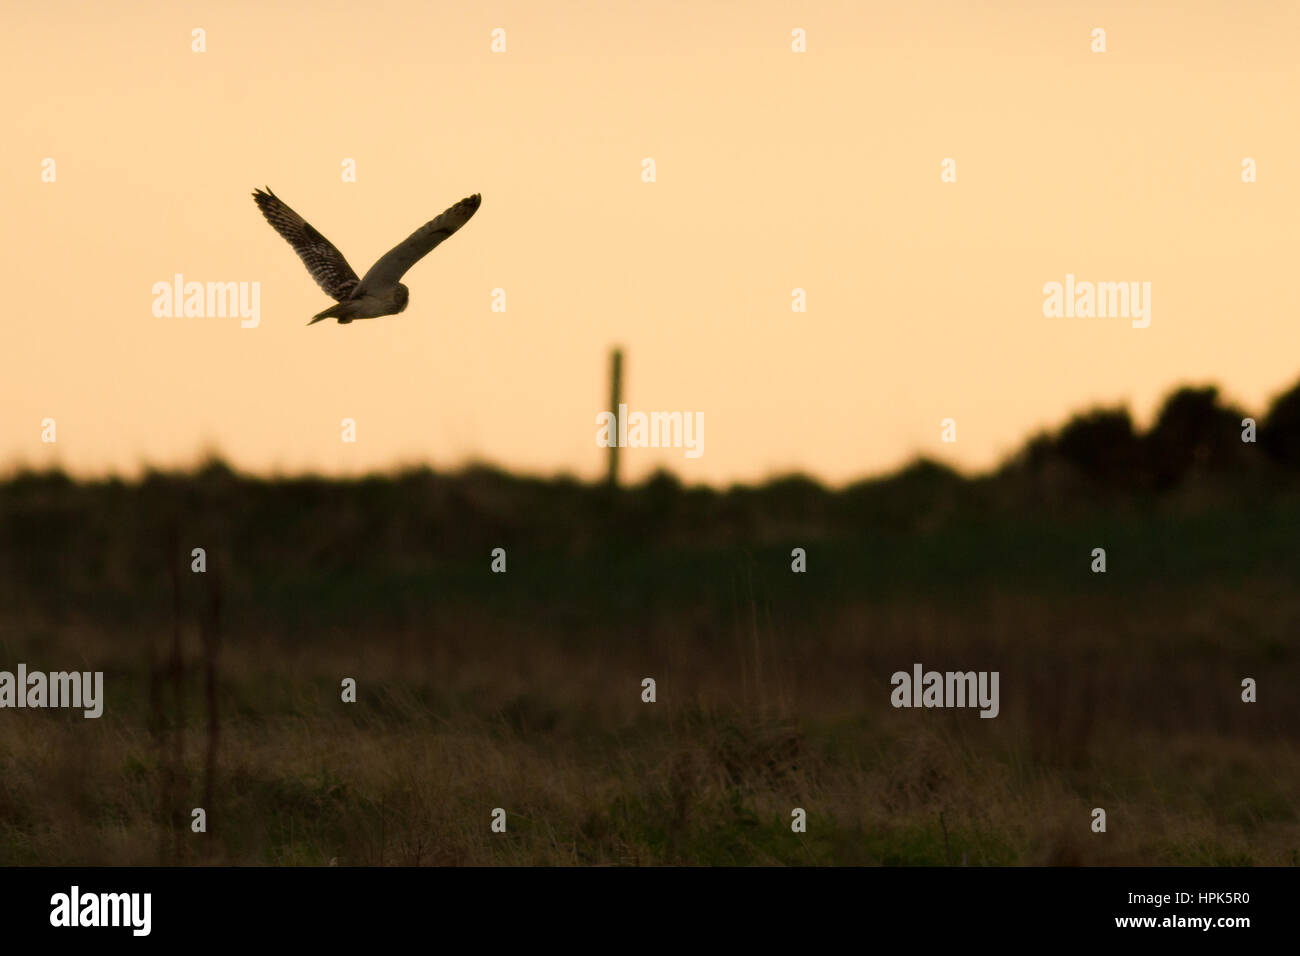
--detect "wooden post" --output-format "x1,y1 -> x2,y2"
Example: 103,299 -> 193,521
166,526 -> 185,863
201,563 -> 222,821
607,348 -> 623,490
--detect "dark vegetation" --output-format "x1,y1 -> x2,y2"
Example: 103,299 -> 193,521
0,382 -> 1297,864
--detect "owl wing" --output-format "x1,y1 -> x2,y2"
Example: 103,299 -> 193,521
252,187 -> 360,302
355,194 -> 481,296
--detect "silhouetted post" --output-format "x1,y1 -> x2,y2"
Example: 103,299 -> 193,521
201,564 -> 222,819
607,348 -> 623,490
166,526 -> 185,863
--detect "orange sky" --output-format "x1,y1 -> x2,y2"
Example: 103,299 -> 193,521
4,0 -> 1297,485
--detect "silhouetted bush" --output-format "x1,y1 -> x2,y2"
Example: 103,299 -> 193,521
1144,386 -> 1248,489
1052,407 -> 1142,487
1262,381 -> 1300,468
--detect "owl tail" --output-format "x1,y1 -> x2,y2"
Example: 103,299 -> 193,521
308,303 -> 349,325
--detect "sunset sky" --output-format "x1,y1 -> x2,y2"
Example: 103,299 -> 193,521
4,0 -> 1297,485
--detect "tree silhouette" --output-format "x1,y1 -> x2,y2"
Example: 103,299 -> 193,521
1052,407 -> 1141,487
1144,386 -> 1246,489
1262,381 -> 1300,468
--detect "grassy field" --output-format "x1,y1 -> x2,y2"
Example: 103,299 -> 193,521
0,460 -> 1296,865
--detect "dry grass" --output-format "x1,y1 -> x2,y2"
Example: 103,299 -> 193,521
1,579 -> 1295,865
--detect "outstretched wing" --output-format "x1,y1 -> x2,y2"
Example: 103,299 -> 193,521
355,194 -> 481,296
252,187 -> 360,302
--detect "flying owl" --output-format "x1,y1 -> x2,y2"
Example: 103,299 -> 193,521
252,187 -> 481,325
